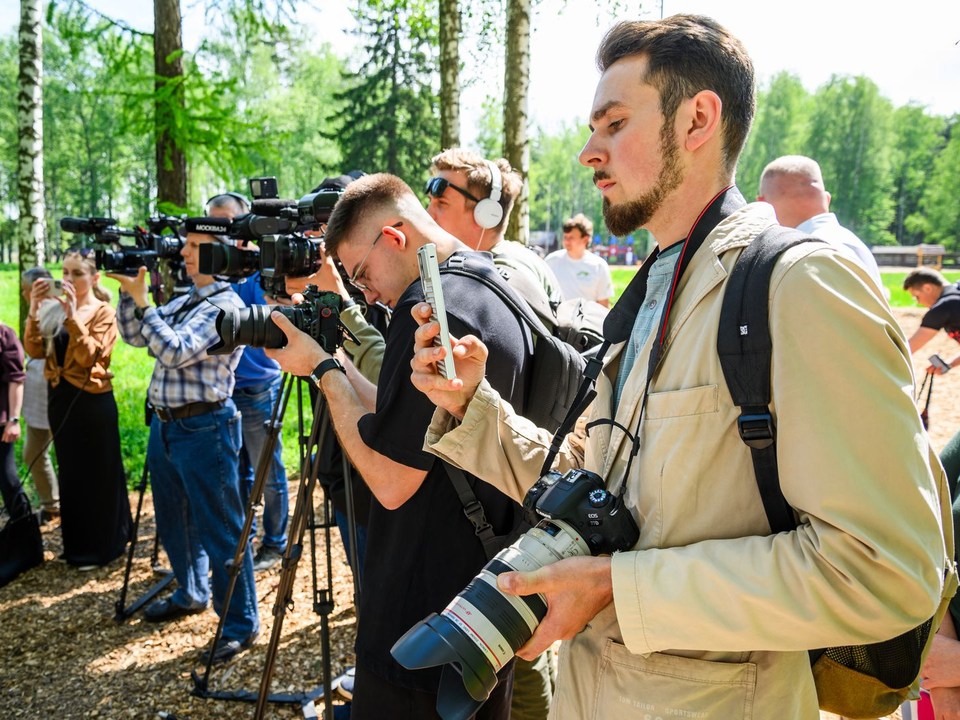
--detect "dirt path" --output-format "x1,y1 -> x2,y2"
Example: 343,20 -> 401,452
0,306 -> 950,719
0,481 -> 357,719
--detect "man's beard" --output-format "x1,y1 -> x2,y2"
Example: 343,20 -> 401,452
600,124 -> 684,237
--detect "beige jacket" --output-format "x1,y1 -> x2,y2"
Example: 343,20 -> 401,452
425,202 -> 949,720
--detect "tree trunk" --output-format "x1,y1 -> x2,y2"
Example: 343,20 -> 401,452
439,0 -> 460,149
18,0 -> 45,334
153,0 -> 187,211
503,0 -> 531,245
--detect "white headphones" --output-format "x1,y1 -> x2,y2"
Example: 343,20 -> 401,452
473,160 -> 504,230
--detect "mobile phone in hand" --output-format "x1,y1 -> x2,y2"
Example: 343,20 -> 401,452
44,279 -> 63,298
417,243 -> 457,381
929,354 -> 951,374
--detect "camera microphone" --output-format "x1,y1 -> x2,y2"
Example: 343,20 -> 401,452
251,199 -> 297,217
60,216 -> 117,235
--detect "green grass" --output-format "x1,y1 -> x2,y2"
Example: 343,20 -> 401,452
610,265 -> 960,309
1,268 -> 310,494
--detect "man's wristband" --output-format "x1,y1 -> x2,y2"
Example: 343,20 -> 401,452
309,358 -> 345,388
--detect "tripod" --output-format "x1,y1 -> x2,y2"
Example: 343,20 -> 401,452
191,373 -> 362,719
114,455 -> 175,623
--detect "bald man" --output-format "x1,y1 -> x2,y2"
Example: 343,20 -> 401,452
758,155 -> 883,290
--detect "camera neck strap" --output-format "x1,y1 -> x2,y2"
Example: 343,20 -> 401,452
539,186 -> 745,487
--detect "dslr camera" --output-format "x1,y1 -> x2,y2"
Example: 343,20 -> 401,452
391,468 -> 640,720
209,285 -> 357,356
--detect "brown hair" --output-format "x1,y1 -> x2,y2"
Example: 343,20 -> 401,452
596,14 -> 755,176
904,268 -> 948,291
562,213 -> 594,239
323,173 -> 413,259
64,248 -> 112,303
430,149 -> 523,231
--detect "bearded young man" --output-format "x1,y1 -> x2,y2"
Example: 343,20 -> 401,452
409,14 -> 948,719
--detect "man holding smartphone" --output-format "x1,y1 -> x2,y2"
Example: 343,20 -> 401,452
264,173 -> 534,720
903,268 -> 960,374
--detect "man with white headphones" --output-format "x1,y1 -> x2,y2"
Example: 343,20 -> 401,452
426,149 -> 563,319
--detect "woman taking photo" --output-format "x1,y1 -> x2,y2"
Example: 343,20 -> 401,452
24,249 -> 131,569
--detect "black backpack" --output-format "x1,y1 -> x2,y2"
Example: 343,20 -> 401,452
441,253 -> 586,434
718,225 -> 956,717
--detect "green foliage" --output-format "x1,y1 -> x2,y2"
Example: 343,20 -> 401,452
737,72 -> 810,200
335,0 -> 440,191
475,94 -> 504,159
891,105 -> 946,245
919,121 -> 960,251
806,75 -> 896,246
528,122 -> 598,235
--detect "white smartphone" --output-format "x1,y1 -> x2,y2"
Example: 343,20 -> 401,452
417,243 -> 457,381
44,279 -> 63,298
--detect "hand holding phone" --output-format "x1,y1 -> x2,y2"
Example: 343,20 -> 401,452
417,243 -> 457,381
929,354 -> 951,374
44,279 -> 64,299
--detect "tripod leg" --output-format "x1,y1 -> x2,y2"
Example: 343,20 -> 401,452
193,373 -> 294,695
114,461 -> 150,621
255,389 -> 330,720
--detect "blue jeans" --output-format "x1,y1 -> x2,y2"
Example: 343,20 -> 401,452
233,377 -> 289,552
335,508 -> 368,586
147,400 -> 259,642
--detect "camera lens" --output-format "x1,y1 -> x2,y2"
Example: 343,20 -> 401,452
391,518 -> 590,716
210,304 -> 288,355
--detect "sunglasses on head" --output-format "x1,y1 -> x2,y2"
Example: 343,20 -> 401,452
66,246 -> 94,257
424,177 -> 480,204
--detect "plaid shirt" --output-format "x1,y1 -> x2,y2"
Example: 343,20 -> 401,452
117,282 -> 244,409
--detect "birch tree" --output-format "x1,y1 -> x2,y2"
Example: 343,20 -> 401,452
439,0 -> 460,149
503,0 -> 530,244
17,0 -> 45,331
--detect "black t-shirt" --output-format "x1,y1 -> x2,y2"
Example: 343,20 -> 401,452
921,284 -> 960,343
355,252 -> 532,691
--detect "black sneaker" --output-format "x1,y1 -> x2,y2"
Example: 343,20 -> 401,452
253,545 -> 282,572
201,631 -> 259,665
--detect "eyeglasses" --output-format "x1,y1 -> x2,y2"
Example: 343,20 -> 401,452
349,222 -> 403,292
66,246 -> 95,257
424,177 -> 480,204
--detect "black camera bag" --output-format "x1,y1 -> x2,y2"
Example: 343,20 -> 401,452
0,492 -> 43,589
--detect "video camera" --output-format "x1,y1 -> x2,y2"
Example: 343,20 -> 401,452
209,286 -> 358,356
196,176 -> 344,299
60,214 -> 191,303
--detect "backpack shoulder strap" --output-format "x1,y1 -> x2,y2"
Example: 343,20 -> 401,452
441,253 -> 553,340
717,225 -> 825,534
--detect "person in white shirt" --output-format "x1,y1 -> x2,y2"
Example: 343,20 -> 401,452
758,155 -> 884,291
545,213 -> 614,307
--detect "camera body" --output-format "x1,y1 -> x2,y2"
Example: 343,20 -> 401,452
209,286 -> 348,356
523,469 -> 639,556
391,467 -> 639,720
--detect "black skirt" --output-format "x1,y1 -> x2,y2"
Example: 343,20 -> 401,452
48,381 -> 132,566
